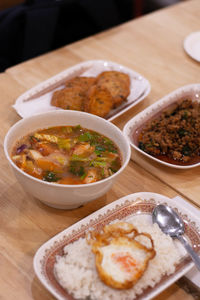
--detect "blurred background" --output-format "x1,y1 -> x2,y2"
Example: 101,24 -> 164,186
0,0 -> 184,72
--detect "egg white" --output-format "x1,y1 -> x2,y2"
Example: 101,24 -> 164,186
100,242 -> 149,283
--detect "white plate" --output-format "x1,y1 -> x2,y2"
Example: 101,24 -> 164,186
13,60 -> 151,121
33,192 -> 200,300
184,31 -> 200,62
123,83 -> 200,169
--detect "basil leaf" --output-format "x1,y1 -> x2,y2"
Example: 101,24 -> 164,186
43,171 -> 60,182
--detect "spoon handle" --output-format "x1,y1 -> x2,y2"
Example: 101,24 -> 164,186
177,235 -> 200,272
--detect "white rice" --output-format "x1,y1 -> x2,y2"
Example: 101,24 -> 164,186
54,218 -> 183,300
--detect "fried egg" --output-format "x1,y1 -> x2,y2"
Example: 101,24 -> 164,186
87,222 -> 156,289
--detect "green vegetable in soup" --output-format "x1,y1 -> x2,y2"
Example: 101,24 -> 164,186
70,155 -> 90,162
78,132 -> 93,142
34,133 -> 59,143
57,138 -> 71,150
43,171 -> 60,182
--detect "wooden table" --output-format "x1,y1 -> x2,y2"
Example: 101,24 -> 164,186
1,0 -> 199,299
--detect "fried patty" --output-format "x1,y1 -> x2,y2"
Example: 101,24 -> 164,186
51,71 -> 130,117
65,76 -> 96,90
96,71 -> 130,107
85,85 -> 113,118
51,87 -> 85,111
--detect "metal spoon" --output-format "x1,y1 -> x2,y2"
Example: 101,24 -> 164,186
152,204 -> 200,272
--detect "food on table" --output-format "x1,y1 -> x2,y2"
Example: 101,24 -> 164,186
11,125 -> 122,184
96,71 -> 130,108
137,99 -> 200,165
51,71 -> 130,118
51,76 -> 98,111
85,85 -> 114,118
51,87 -> 85,111
54,218 -> 182,300
65,76 -> 96,89
87,222 -> 156,289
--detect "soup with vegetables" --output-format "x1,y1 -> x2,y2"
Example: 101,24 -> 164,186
11,125 -> 122,184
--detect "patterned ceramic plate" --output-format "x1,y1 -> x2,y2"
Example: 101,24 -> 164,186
13,60 -> 151,121
33,192 -> 200,300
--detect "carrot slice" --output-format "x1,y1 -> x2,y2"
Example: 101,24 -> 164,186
36,158 -> 62,172
24,161 -> 43,179
35,143 -> 57,156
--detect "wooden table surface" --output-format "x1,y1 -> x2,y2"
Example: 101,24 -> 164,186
1,0 -> 200,299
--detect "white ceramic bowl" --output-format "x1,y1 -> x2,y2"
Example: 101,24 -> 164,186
123,84 -> 200,169
4,111 -> 131,209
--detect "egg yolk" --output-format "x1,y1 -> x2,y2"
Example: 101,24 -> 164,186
112,252 -> 137,274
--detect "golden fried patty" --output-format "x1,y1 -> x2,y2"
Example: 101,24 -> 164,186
51,87 -> 85,111
65,76 -> 96,90
51,71 -> 130,117
85,85 -> 113,118
96,71 -> 130,107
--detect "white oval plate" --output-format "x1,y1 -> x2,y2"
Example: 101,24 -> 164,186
184,31 -> 200,62
123,83 -> 200,169
33,192 -> 200,300
13,60 -> 151,122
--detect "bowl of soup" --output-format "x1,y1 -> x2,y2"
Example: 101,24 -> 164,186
4,111 -> 131,209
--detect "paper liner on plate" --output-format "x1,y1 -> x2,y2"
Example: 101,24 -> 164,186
13,60 -> 151,121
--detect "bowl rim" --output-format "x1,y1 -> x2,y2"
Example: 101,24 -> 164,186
4,110 -> 131,188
